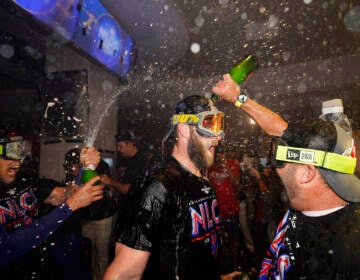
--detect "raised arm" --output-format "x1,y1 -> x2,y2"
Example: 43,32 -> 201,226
212,74 -> 288,137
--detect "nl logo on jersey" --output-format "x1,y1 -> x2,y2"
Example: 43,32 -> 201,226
286,149 -> 315,163
189,197 -> 221,257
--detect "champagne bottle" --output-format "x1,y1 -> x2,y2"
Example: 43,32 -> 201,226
211,54 -> 258,103
81,164 -> 100,185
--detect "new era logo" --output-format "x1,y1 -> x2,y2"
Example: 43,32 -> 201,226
287,149 -> 300,160
286,149 -> 315,163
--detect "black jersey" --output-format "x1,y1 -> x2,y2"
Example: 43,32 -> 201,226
118,157 -> 223,280
260,203 -> 360,279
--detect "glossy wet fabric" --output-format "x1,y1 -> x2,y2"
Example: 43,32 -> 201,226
118,157 -> 224,279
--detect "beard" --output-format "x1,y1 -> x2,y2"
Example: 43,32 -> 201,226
188,129 -> 215,170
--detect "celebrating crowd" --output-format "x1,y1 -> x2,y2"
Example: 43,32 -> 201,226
1,72 -> 359,280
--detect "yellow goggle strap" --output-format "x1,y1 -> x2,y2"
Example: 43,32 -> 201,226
276,145 -> 356,174
172,114 -> 199,125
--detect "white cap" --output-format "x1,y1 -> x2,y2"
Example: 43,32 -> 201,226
322,98 -> 344,115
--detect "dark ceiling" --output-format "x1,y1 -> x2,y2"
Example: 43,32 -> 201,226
171,0 -> 360,75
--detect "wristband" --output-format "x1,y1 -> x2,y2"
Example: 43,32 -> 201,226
234,93 -> 248,107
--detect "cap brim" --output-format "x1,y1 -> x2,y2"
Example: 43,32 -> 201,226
319,168 -> 360,202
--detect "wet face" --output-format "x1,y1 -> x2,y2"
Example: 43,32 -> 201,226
0,158 -> 21,184
188,126 -> 221,170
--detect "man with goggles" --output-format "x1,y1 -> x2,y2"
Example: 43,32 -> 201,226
213,73 -> 360,279
104,95 -> 241,280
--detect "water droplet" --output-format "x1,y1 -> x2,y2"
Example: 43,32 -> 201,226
190,43 -> 201,54
195,15 -> 205,27
0,44 -> 15,59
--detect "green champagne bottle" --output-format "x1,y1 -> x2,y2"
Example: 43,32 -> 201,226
81,164 -> 100,185
211,54 -> 258,102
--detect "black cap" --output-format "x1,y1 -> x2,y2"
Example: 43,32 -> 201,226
115,129 -> 136,142
282,119 -> 360,202
174,95 -> 211,114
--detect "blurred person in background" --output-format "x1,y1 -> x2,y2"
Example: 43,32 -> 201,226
99,129 -> 152,261
208,146 -> 241,271
100,129 -> 147,195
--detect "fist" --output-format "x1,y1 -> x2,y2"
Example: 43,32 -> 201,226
80,146 -> 100,167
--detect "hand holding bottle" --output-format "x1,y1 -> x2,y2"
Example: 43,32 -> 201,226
212,74 -> 241,103
80,146 -> 100,168
212,55 -> 258,104
65,176 -> 104,211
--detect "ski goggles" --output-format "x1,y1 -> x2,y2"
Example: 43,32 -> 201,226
270,137 -> 357,173
0,136 -> 31,161
172,111 -> 224,138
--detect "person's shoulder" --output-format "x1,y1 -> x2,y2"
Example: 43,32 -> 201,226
156,158 -> 185,182
128,174 -> 169,209
137,160 -> 179,194
347,203 -> 360,220
329,203 -> 360,236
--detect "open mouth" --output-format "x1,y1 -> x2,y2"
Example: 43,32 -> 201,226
8,166 -> 20,177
